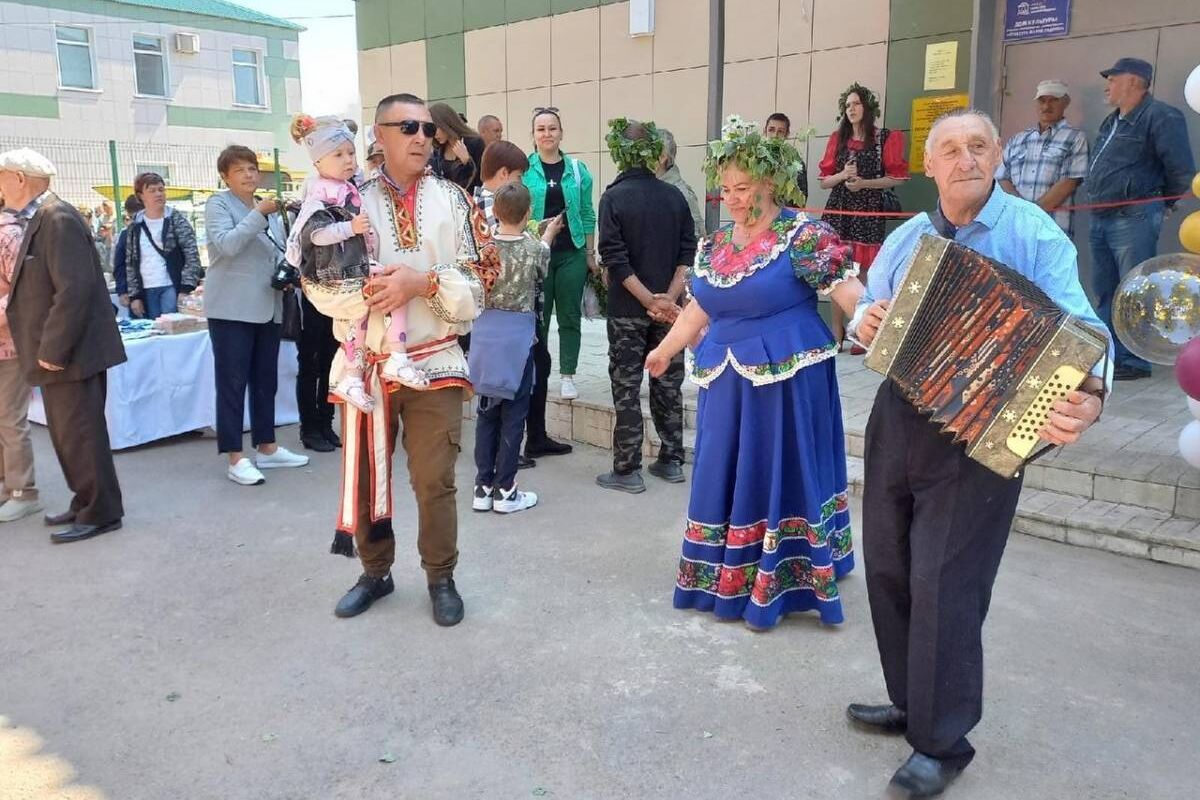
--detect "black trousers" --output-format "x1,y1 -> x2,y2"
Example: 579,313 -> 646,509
474,352 -> 535,491
524,330 -> 552,444
209,318 -> 280,454
863,380 -> 1024,769
41,372 -> 123,524
295,293 -> 338,436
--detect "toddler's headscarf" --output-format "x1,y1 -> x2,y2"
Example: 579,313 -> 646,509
301,123 -> 354,164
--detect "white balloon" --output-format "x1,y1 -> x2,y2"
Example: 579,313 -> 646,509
1186,64 -> 1200,116
1179,420 -> 1200,469
1189,397 -> 1200,421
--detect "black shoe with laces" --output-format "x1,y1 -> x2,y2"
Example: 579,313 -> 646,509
334,573 -> 394,618
428,577 -> 464,627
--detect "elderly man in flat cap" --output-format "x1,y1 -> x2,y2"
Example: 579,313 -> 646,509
0,148 -> 126,543
997,79 -> 1089,239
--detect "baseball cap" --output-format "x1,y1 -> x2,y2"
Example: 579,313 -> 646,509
1100,57 -> 1153,83
1034,80 -> 1069,99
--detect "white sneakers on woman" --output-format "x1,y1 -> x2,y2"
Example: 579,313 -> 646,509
0,492 -> 44,522
560,375 -> 578,400
227,447 -> 309,486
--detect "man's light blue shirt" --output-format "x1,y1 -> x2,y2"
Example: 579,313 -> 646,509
852,183 -> 1113,389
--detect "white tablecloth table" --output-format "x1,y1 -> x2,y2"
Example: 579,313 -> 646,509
29,330 -> 299,450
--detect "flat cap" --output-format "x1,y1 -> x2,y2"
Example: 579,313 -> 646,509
0,147 -> 57,178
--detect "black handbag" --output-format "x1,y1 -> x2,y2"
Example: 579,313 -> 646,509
877,128 -> 902,215
279,287 -> 301,341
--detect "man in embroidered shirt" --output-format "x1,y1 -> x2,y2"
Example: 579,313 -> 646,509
996,79 -> 1088,237
307,93 -> 495,625
845,109 -> 1111,798
1087,57 -> 1195,381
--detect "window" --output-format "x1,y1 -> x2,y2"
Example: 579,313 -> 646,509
133,35 -> 167,97
55,25 -> 95,90
232,48 -> 263,107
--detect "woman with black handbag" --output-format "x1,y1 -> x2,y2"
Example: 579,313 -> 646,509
123,171 -> 202,319
819,83 -> 908,353
204,145 -> 309,486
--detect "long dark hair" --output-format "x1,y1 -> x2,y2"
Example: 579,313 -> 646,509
836,88 -> 878,155
429,102 -> 478,143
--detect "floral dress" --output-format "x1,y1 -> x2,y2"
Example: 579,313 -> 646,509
673,208 -> 857,628
818,128 -> 908,272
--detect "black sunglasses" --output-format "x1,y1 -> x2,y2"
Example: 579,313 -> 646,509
377,119 -> 437,137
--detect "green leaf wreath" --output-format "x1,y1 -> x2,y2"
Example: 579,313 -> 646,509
703,115 -> 807,216
836,82 -> 881,123
605,117 -> 665,172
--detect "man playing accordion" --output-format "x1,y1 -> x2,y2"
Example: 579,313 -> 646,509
846,109 -> 1114,798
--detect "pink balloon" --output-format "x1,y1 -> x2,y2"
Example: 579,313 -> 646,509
1176,338 -> 1200,400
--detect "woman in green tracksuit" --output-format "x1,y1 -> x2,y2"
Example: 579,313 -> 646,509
523,108 -> 596,401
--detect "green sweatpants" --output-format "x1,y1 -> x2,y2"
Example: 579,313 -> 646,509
541,247 -> 588,375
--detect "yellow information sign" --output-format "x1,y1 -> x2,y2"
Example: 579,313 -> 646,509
908,93 -> 970,174
923,41 -> 958,91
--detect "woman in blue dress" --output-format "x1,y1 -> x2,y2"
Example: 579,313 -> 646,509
647,116 -> 864,630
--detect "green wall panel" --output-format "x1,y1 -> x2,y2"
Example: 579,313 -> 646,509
464,0 -> 508,30
389,0 -> 428,45
506,0 -> 552,24
889,0 -> 974,40
0,92 -> 59,119
356,0 -> 391,50
552,0 -> 600,13
426,33 -> 467,102
265,57 -> 301,79
167,105 -> 282,133
883,31 -> 973,130
425,0 -> 464,38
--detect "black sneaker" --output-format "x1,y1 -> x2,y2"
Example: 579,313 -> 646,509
334,573 -> 394,618
300,430 -> 335,452
1113,365 -> 1151,381
526,437 -> 573,458
648,460 -> 685,483
322,428 -> 343,448
428,577 -> 464,627
596,470 -> 646,494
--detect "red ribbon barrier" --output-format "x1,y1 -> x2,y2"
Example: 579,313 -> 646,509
702,192 -> 1193,218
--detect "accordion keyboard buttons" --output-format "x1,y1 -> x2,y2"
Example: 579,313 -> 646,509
1005,365 -> 1087,457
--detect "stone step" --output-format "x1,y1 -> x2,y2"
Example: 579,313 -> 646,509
535,396 -> 1200,569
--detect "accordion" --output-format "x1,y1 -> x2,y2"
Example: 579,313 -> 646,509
865,235 -> 1108,478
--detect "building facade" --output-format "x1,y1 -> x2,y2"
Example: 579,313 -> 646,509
354,0 -> 1199,288
0,0 -> 305,205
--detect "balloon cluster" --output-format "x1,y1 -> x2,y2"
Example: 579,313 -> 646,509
1113,63 -> 1200,467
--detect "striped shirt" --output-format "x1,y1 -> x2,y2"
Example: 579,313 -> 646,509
996,119 -> 1088,236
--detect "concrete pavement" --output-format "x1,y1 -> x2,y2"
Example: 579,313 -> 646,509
1,423 -> 1197,799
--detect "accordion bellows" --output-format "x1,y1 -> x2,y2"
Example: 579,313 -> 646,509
865,235 -> 1108,478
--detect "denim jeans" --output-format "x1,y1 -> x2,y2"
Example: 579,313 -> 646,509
474,351 -> 535,492
1089,203 -> 1163,371
140,285 -> 178,319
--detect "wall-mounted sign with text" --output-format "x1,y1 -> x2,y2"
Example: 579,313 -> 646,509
1004,0 -> 1071,42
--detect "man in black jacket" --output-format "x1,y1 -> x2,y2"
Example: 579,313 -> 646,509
0,148 -> 126,543
595,120 -> 697,494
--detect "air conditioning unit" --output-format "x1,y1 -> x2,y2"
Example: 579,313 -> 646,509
174,32 -> 200,54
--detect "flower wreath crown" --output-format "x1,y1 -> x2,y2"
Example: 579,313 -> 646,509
605,117 -> 664,172
836,83 -> 881,124
702,115 -> 806,208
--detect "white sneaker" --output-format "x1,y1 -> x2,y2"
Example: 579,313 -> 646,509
382,353 -> 430,389
492,485 -> 538,514
560,375 -> 578,400
472,484 -> 494,512
0,494 -> 44,522
256,446 -> 310,469
228,458 -> 266,485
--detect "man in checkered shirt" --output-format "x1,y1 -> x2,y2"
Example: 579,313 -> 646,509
997,79 -> 1089,237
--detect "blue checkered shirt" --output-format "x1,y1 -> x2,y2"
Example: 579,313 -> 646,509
996,120 -> 1089,237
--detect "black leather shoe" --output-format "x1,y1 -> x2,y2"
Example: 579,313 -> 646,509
525,437 -> 572,458
322,428 -> 343,448
886,752 -> 962,798
1114,365 -> 1152,381
847,703 -> 907,733
44,510 -> 76,527
517,454 -> 537,470
596,470 -> 646,494
334,573 -> 394,618
50,519 -> 122,544
300,430 -> 335,452
647,460 -> 685,483
428,577 -> 464,627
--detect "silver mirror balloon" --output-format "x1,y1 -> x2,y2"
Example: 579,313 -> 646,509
1112,253 -> 1200,366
